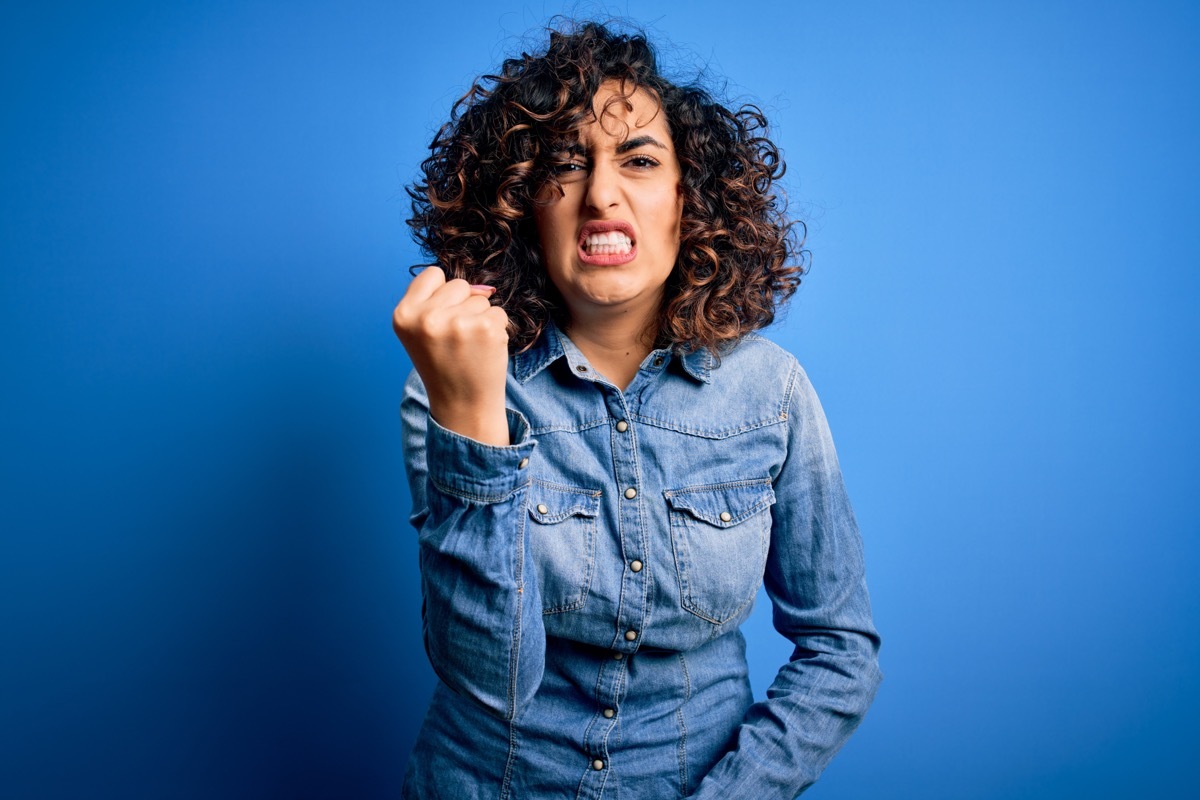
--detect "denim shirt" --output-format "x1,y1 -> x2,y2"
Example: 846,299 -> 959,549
399,323 -> 881,800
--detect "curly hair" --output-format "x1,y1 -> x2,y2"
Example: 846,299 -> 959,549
408,20 -> 806,355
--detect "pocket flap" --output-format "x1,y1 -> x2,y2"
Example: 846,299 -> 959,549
664,480 -> 776,527
528,483 -> 602,524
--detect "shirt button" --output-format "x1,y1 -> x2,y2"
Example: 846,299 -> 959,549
536,503 -> 548,514
612,652 -> 623,660
616,420 -> 629,432
603,708 -> 615,718
624,487 -> 637,499
518,457 -> 529,469
653,356 -> 664,366
719,511 -> 732,522
592,759 -> 605,770
576,364 -> 588,373
625,629 -> 638,641
630,560 -> 643,572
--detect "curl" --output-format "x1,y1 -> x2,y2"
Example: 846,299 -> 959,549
408,20 -> 807,355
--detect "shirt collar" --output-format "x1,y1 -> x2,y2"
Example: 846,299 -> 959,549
512,320 -> 713,384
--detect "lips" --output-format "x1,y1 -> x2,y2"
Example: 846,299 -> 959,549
578,220 -> 637,265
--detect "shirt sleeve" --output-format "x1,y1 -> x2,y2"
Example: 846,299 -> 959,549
690,362 -> 883,798
400,369 -> 546,721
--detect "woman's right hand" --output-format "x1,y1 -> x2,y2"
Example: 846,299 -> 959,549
392,267 -> 512,446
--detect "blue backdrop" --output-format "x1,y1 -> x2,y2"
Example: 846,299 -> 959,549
3,1 -> 1197,797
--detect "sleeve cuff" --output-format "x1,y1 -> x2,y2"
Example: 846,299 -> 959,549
425,409 -> 536,502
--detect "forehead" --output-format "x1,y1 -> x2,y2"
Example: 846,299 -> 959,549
577,80 -> 670,144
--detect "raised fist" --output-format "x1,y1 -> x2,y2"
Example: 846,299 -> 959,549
393,267 -> 511,446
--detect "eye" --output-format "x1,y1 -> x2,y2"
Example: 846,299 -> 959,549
551,160 -> 588,180
624,155 -> 661,169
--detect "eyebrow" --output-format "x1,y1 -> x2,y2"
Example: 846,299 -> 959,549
556,135 -> 669,157
615,135 -> 669,155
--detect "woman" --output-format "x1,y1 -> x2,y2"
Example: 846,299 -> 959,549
393,21 -> 881,799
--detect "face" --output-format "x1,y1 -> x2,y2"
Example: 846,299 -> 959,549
533,80 -> 684,332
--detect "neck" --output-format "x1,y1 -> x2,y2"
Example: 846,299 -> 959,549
565,307 -> 659,391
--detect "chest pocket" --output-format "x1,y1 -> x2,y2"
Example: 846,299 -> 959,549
665,479 -> 776,624
527,482 -> 601,614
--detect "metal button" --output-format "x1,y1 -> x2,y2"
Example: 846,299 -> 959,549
653,356 -> 664,366
536,503 -> 548,514
616,420 -> 628,432
719,511 -> 732,522
612,652 -> 623,660
576,364 -> 588,372
592,759 -> 605,770
603,708 -> 615,719
625,629 -> 638,641
624,487 -> 637,499
518,457 -> 529,469
630,560 -> 643,572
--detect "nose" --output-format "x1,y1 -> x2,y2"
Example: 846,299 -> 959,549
584,160 -> 620,212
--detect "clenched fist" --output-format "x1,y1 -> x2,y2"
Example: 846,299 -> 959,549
393,267 -> 511,446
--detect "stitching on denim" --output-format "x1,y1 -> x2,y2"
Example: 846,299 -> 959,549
528,417 -> 610,435
500,713 -> 519,800
781,359 -> 801,419
677,652 -> 692,798
507,485 -> 527,721
499,488 -> 527,798
580,651 -> 606,753
530,478 -> 604,498
539,511 -> 596,615
669,513 -> 765,626
629,412 -> 787,439
665,496 -> 775,527
665,480 -> 774,624
614,653 -> 627,746
527,480 -> 601,614
664,476 -> 775,496
427,473 -> 530,504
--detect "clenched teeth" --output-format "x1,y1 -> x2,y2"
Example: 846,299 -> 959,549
583,231 -> 633,254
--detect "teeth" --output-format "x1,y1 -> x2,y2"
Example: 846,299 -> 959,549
583,231 -> 633,253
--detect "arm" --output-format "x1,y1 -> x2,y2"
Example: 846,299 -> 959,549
393,268 -> 545,719
401,370 -> 546,720
691,363 -> 882,798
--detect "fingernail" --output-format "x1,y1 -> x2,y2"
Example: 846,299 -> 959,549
470,284 -> 496,294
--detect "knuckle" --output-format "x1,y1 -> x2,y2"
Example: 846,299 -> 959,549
417,314 -> 442,338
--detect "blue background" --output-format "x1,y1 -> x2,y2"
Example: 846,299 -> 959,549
3,1 -> 1197,797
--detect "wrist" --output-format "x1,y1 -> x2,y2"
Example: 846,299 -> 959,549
428,396 -> 510,446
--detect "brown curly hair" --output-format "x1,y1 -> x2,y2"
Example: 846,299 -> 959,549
408,19 -> 806,354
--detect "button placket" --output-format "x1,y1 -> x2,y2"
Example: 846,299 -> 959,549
604,388 -> 647,661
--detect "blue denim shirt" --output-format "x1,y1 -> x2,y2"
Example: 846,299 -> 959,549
400,323 -> 881,799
